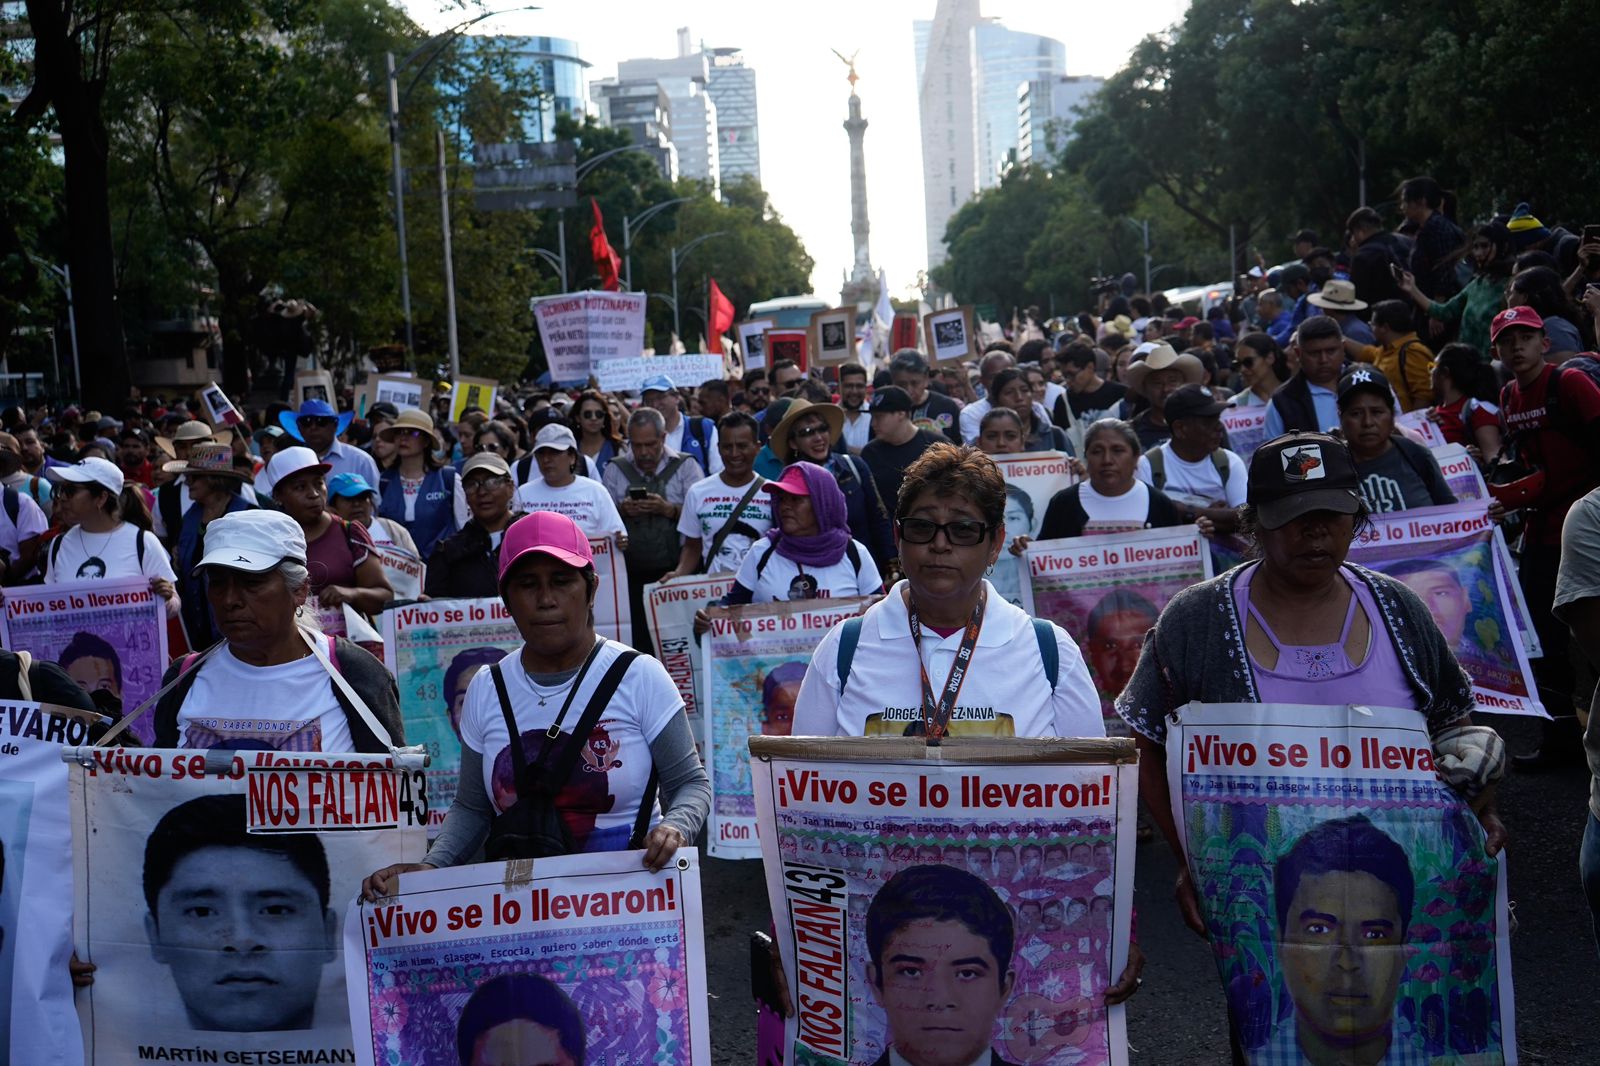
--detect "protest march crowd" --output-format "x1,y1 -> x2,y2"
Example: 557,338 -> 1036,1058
7,178 -> 1600,1066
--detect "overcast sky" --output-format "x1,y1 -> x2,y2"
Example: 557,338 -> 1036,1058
404,0 -> 1187,303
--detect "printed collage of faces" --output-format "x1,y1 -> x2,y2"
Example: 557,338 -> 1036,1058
779,817 -> 1121,1065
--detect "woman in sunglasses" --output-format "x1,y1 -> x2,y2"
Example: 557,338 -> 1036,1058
568,389 -> 621,477
1228,332 -> 1288,407
376,409 -> 467,560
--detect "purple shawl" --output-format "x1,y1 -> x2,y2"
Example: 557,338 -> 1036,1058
767,461 -> 853,567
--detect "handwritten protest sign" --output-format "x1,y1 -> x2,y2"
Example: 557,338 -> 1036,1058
590,535 -> 630,644
703,599 -> 874,858
344,851 -> 711,1066
533,290 -> 649,382
751,735 -> 1139,1066
596,353 -> 724,393
1167,702 -> 1516,1065
1023,526 -> 1212,724
1348,503 -> 1543,716
1221,405 -> 1269,461
0,578 -> 167,744
2,703 -> 91,1066
382,598 -> 522,836
69,747 -> 425,1066
646,575 -> 735,749
992,451 -> 1077,609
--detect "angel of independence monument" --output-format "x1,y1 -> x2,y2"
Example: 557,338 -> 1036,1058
836,50 -> 877,312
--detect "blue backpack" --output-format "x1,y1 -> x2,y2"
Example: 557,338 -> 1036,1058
834,615 -> 1059,696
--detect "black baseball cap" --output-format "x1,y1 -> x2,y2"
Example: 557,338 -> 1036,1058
1336,366 -> 1395,406
1163,383 -> 1232,422
868,386 -> 914,414
1248,432 -> 1362,529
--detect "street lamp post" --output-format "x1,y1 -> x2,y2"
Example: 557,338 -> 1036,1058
622,195 -> 693,291
29,256 -> 79,392
669,231 -> 728,340
437,129 -> 461,381
1124,217 -> 1153,295
545,143 -> 656,290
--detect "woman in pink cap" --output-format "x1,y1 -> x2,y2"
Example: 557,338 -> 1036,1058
720,461 -> 882,606
362,509 -> 709,896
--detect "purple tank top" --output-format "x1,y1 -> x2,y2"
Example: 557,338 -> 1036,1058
1233,563 -> 1416,708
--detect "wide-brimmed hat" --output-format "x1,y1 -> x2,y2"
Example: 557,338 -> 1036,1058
1122,345 -> 1204,397
155,419 -> 229,458
769,399 -> 845,462
1248,432 -> 1362,530
161,442 -> 248,481
1308,279 -> 1368,312
377,408 -> 443,449
279,398 -> 354,440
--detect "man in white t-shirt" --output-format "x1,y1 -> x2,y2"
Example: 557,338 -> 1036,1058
1134,384 -> 1246,532
664,411 -> 772,579
641,374 -> 722,475
838,364 -> 872,453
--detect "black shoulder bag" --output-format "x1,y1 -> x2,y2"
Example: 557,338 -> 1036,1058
484,644 -> 653,861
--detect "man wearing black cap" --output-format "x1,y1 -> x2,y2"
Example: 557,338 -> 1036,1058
861,387 -> 942,512
1136,384 -> 1246,532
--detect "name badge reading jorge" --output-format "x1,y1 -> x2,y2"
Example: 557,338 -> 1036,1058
864,706 -> 1016,737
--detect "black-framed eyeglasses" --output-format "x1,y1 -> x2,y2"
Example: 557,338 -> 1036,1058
897,517 -> 992,546
464,476 -> 512,493
791,422 -> 830,442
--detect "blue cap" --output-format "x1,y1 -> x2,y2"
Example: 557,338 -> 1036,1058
279,398 -> 354,441
326,472 -> 376,499
640,374 -> 675,394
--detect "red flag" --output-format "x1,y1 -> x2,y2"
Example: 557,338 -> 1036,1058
589,197 -> 621,291
708,278 -> 735,348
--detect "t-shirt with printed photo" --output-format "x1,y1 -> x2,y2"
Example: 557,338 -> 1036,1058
677,474 -> 773,574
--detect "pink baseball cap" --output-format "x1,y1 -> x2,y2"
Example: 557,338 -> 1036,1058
765,465 -> 812,496
497,511 -> 594,582
1490,305 -> 1545,343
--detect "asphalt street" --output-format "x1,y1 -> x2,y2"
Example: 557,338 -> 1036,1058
699,713 -> 1594,1064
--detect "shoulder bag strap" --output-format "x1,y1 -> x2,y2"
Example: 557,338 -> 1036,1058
702,477 -> 766,573
298,627 -> 395,750
489,663 -> 529,792
93,639 -> 228,747
14,650 -> 31,702
629,765 -> 660,850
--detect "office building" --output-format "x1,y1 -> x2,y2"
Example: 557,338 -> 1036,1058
1017,75 -> 1104,165
480,35 -> 591,143
914,0 -> 982,269
592,77 -> 679,181
971,21 -> 1065,188
706,47 -> 761,185
617,48 -> 721,196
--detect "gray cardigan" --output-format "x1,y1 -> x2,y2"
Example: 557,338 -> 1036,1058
1115,562 -> 1475,747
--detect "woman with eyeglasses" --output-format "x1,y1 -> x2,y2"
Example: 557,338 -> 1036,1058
426,453 -> 524,599
1229,332 -> 1288,407
377,409 -> 468,559
569,390 -> 621,477
473,420 -> 522,464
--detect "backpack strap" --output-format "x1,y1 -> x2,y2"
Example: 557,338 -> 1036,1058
845,539 -> 861,575
1210,449 -> 1229,484
516,454 -> 535,485
14,649 -> 31,702
3,486 -> 17,529
836,616 -> 864,695
159,482 -> 181,538
47,532 -> 64,577
1144,446 -> 1166,491
754,541 -> 778,580
1032,618 -> 1058,692
629,765 -> 660,850
687,417 -> 709,465
135,527 -> 147,570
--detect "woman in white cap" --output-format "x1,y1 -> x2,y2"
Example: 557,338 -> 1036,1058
44,456 -> 180,618
166,442 -> 257,648
512,424 -> 626,548
362,510 -> 709,896
147,509 -> 402,752
265,445 -> 392,634
376,409 -> 467,560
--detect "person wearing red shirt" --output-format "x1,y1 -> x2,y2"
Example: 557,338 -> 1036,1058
1492,306 -> 1600,768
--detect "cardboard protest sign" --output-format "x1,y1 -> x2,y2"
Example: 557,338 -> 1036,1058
810,307 -> 858,367
923,305 -> 977,366
1347,503 -> 1543,716
764,328 -> 809,374
382,598 -> 523,836
2,703 -> 92,1066
70,748 -> 426,1066
369,537 -> 424,603
1433,443 -> 1487,502
447,376 -> 498,424
596,353 -> 725,393
533,290 -> 649,382
891,310 -> 921,353
1397,408 -> 1448,447
1221,404 -> 1269,462
0,578 -> 168,745
590,535 -> 630,645
363,373 -> 429,417
194,382 -> 245,428
645,575 -> 735,749
702,599 -> 875,858
293,368 -> 336,409
1167,702 -> 1515,1065
992,451 -> 1077,609
344,850 -> 711,1066
751,735 -> 1139,1066
737,318 -> 776,371
1024,526 -> 1212,724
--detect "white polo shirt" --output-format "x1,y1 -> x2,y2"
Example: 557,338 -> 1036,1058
792,580 -> 1103,739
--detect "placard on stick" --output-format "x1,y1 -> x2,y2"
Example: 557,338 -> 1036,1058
763,328 -> 808,374
194,382 -> 245,427
293,368 -> 335,408
447,376 -> 497,422
737,318 -> 775,371
808,307 -> 857,367
923,305 -> 977,366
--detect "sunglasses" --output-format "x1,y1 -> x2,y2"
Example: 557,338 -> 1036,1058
477,442 -> 504,452
791,422 -> 830,441
299,417 -> 336,428
897,517 -> 991,546
579,409 -> 607,420
1237,357 -> 1257,370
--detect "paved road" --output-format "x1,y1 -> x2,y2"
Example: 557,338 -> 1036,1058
700,713 -> 1592,1064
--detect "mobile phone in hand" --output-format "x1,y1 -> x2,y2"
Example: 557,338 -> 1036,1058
627,486 -> 649,501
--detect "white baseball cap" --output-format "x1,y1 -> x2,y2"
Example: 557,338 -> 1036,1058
263,446 -> 331,495
194,510 -> 308,573
533,424 -> 578,453
48,456 -> 124,496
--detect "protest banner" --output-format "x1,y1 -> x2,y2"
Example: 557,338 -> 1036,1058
382,598 -> 523,835
1348,503 -> 1543,716
533,290 -> 649,382
992,451 -> 1078,609
2,703 -> 94,1066
0,578 -> 168,745
645,575 -> 735,748
370,537 -> 424,602
810,307 -> 858,367
924,305 -> 977,366
738,318 -> 776,371
293,368 -> 335,409
1397,408 -> 1449,448
596,353 -> 725,393
344,850 -> 711,1066
591,535 -> 630,645
448,375 -> 498,423
1221,405 -> 1269,462
1433,443 -> 1488,502
1166,702 -> 1515,1065
703,598 -> 875,859
764,327 -> 809,373
1023,526 -> 1213,723
751,735 -> 1138,1066
69,747 -> 426,1066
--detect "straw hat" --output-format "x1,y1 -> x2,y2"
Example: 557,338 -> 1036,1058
1121,344 -> 1204,397
769,399 -> 845,462
161,442 -> 249,481
377,408 -> 443,449
1307,279 -> 1368,312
